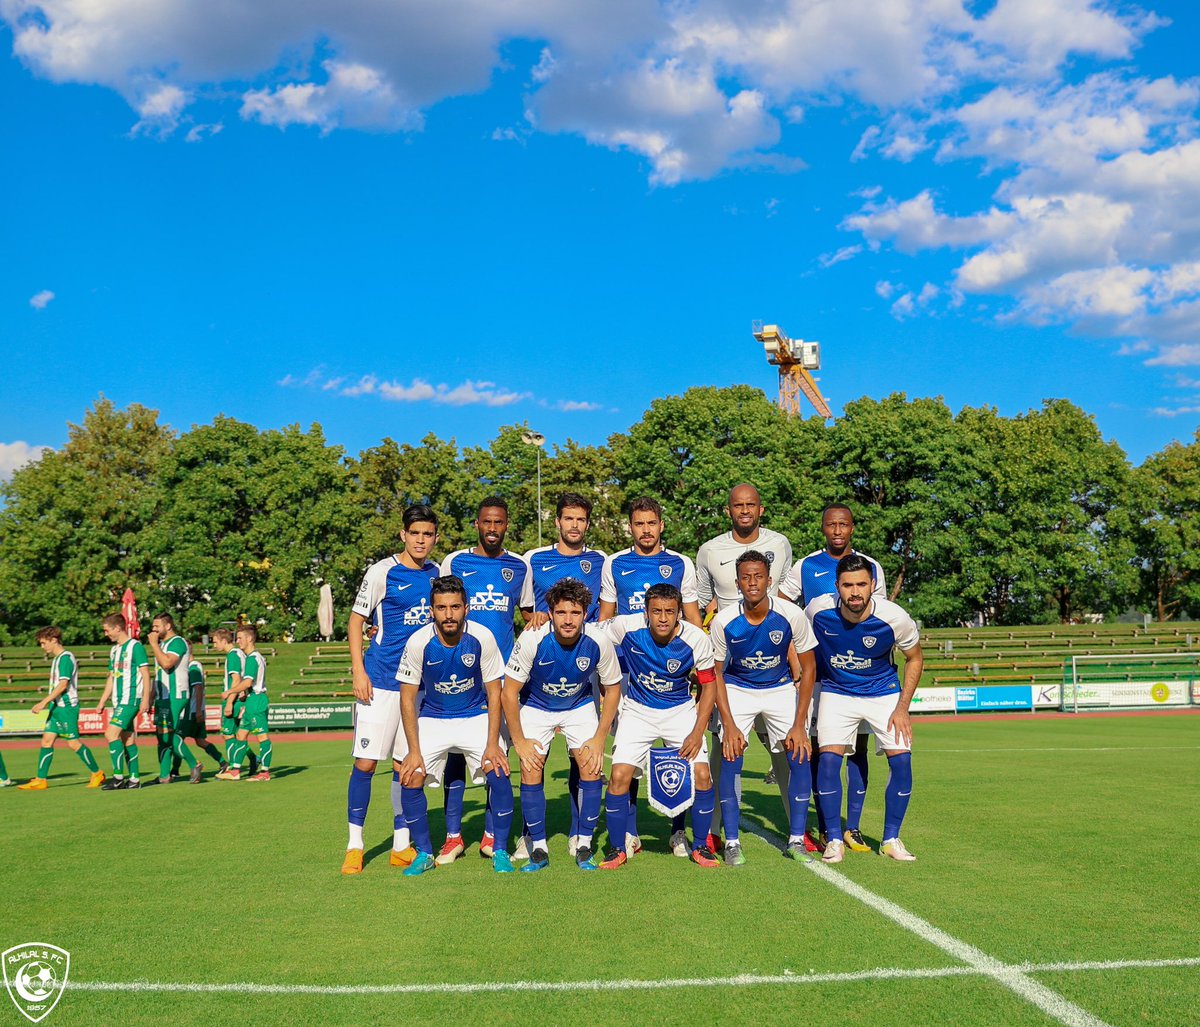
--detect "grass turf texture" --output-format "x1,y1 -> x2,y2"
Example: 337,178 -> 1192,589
0,715 -> 1196,1026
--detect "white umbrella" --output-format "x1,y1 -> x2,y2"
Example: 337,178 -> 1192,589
317,583 -> 334,641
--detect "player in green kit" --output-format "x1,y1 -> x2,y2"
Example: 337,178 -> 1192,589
0,752 -> 11,786
212,629 -> 257,775
170,657 -> 225,776
18,626 -> 105,789
148,613 -> 202,784
216,625 -> 272,781
95,613 -> 152,790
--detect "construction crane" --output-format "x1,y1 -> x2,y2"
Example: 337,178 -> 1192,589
752,321 -> 832,419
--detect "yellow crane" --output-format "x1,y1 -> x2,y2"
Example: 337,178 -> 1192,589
752,321 -> 832,419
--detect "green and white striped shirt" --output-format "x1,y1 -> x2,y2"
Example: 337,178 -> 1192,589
49,651 -> 78,709
109,639 -> 149,706
242,651 -> 267,695
154,634 -> 192,701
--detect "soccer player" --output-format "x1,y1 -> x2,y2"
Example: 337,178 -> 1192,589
216,625 -> 273,781
599,496 -> 702,856
710,553 -> 817,863
599,583 -> 718,869
18,626 -> 104,789
437,496 -> 529,864
780,504 -> 887,853
148,613 -> 201,784
694,483 -> 794,842
396,576 -> 511,875
501,579 -> 622,870
94,613 -> 151,790
805,554 -> 923,863
520,492 -> 606,856
0,753 -> 11,786
342,504 -> 440,875
213,629 -> 257,775
173,656 -> 225,775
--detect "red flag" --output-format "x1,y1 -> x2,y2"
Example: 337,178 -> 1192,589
122,588 -> 141,640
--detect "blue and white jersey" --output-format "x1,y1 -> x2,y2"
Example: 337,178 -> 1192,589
605,614 -> 714,710
504,622 -> 622,713
803,595 -> 919,698
353,556 -> 440,691
523,544 -> 607,621
599,547 -> 699,614
779,549 -> 886,608
440,548 -> 528,661
709,597 -> 817,690
396,621 -> 505,719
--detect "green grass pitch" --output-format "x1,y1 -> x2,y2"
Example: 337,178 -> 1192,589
1,714 -> 1197,1026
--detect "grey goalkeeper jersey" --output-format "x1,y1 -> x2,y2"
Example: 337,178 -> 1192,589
695,527 -> 794,611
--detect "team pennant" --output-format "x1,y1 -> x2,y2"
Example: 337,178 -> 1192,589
647,746 -> 694,817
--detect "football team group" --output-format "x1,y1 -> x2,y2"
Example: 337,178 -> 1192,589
341,483 -> 923,876
1,619 -> 273,791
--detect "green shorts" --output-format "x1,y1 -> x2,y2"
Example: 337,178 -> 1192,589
241,693 -> 269,735
222,699 -> 245,737
154,701 -> 174,733
111,703 -> 140,731
45,707 -> 80,741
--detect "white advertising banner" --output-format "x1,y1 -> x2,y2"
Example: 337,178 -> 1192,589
1066,679 -> 1191,709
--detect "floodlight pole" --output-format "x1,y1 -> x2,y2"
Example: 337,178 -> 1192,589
521,430 -> 546,547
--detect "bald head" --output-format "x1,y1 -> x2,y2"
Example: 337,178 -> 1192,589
727,483 -> 764,539
728,482 -> 761,507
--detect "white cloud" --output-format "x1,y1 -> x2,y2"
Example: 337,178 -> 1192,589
0,441 -> 51,479
131,82 -> 189,136
184,122 -> 222,143
283,369 -> 530,406
29,289 -> 55,309
875,280 -> 896,299
1151,404 -> 1200,417
1146,344 -> 1200,368
819,245 -> 860,268
242,60 -> 422,133
556,400 -> 602,412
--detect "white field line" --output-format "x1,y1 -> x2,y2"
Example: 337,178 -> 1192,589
64,957 -> 1200,998
744,825 -> 1110,1027
922,745 -> 1200,753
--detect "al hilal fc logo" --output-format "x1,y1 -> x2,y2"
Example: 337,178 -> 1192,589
4,943 -> 69,1023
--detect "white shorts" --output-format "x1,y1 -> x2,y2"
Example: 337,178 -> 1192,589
407,713 -> 496,787
816,692 -> 909,755
611,698 -> 708,774
810,684 -> 872,740
721,684 -> 803,751
352,689 -> 403,761
521,704 -> 599,753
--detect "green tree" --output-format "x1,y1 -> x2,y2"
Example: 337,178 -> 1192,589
0,398 -> 174,642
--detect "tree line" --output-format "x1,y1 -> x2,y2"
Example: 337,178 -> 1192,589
1,388 -> 1196,643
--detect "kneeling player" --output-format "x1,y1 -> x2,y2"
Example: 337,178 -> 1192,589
600,583 -> 718,869
806,554 -> 923,863
502,579 -> 622,870
19,626 -> 104,789
710,552 -> 817,863
397,576 -> 513,875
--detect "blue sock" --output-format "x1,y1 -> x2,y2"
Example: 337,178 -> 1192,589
719,756 -> 744,842
520,783 -> 547,844
786,750 -> 810,838
443,753 -> 466,837
627,776 -> 639,837
391,771 -> 404,831
817,752 -> 845,841
691,787 -> 716,852
847,743 -> 869,831
604,788 -> 629,853
568,757 -> 581,836
810,745 -> 825,836
401,785 -> 431,855
883,752 -> 913,841
579,779 -> 602,841
347,766 -> 372,826
487,770 -> 514,852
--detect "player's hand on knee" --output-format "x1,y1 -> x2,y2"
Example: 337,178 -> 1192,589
515,739 -> 543,775
578,737 -> 604,776
483,744 -> 510,777
888,707 -> 912,748
399,752 -> 424,786
784,728 -> 811,762
352,671 -> 373,704
723,728 -> 747,761
678,729 -> 704,761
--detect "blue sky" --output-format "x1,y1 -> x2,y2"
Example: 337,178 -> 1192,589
3,0 -> 1200,478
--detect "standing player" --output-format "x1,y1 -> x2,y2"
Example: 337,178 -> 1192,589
94,613 -> 151,790
173,655 -> 225,775
18,626 -> 104,789
216,625 -> 273,781
694,483 -> 794,842
342,504 -> 440,875
213,629 -> 257,776
148,614 -> 201,784
0,753 -> 10,786
437,496 -> 529,864
710,553 -> 817,863
806,554 -> 923,863
502,579 -> 622,870
599,496 -> 702,856
780,504 -> 887,853
599,583 -> 718,869
520,492 -> 606,856
396,576 -> 512,876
